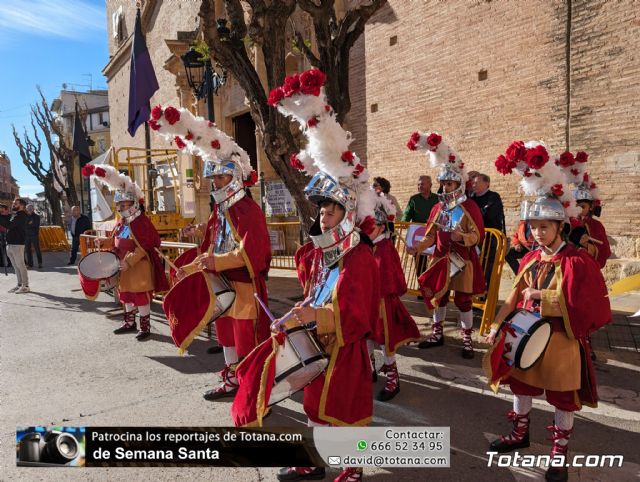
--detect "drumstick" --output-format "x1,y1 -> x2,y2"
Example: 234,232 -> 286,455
588,237 -> 604,245
154,248 -> 179,271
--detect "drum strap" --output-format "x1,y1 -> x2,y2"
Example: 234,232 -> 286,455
527,261 -> 556,311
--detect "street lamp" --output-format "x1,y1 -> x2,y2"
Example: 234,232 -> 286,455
181,48 -> 227,122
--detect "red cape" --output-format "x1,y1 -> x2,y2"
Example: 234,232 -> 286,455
486,244 -> 612,406
232,241 -> 378,427
294,241 -> 320,296
418,200 -> 486,308
570,216 -> 611,268
371,238 -> 420,354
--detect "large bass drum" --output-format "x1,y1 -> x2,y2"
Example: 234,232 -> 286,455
78,251 -> 120,293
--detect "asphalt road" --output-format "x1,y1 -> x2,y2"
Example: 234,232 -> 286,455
1,253 -> 638,481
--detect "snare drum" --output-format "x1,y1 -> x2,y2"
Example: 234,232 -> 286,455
449,251 -> 466,278
268,326 -> 329,406
78,251 -> 120,293
499,309 -> 552,370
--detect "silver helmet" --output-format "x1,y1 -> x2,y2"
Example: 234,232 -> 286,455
520,195 -> 565,221
437,165 -> 464,184
208,159 -> 246,207
573,184 -> 593,202
203,159 -> 238,179
114,189 -> 138,204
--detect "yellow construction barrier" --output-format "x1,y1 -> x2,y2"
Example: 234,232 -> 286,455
39,226 -> 70,252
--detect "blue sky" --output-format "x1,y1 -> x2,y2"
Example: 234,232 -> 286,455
0,0 -> 108,197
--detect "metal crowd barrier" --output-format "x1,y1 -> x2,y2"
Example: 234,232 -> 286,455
39,226 -> 70,252
266,222 -> 302,270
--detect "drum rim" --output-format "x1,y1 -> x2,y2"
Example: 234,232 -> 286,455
78,251 -> 120,279
207,289 -> 236,325
514,318 -> 552,370
273,353 -> 328,384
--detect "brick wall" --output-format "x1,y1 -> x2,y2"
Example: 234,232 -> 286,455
354,0 -> 640,263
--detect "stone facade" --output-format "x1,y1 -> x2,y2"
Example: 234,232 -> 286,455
0,151 -> 20,203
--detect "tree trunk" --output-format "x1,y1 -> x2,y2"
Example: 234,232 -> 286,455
43,175 -> 63,227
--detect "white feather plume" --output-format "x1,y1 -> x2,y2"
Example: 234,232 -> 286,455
407,131 -> 468,183
88,164 -> 144,202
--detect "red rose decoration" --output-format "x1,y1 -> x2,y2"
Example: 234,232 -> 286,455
148,119 -> 161,131
495,154 -> 513,175
575,151 -> 588,163
459,162 -> 465,169
94,167 -> 106,177
523,169 -> 533,177
81,164 -> 95,177
570,168 -> 579,176
307,117 -> 319,128
551,184 -> 564,197
388,214 -> 396,221
324,105 -> 331,112
352,163 -> 365,178
164,106 -> 181,125
524,145 -> 549,170
185,131 -> 194,141
150,105 -> 163,120
268,87 -> 285,106
449,154 -> 456,162
174,136 -> 186,149
283,74 -> 301,97
289,153 -> 304,170
557,151 -> 575,168
299,69 -> 327,96
410,131 -> 421,143
211,139 -> 221,149
590,183 -> 597,189
243,170 -> 258,187
208,121 -> 214,127
406,140 -> 417,151
505,140 -> 526,162
426,133 -> 442,148
562,201 -> 570,208
341,150 -> 355,166
583,173 -> 590,183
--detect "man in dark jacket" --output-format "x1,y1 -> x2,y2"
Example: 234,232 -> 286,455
68,206 -> 91,265
25,204 -> 42,268
470,174 -> 505,290
5,198 -> 29,292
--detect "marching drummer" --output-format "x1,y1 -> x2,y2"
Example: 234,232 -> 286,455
485,140 -> 611,482
153,105 -> 271,401
82,165 -> 168,341
406,132 -> 486,359
368,193 -> 421,402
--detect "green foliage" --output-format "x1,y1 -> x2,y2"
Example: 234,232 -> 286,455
192,39 -> 210,61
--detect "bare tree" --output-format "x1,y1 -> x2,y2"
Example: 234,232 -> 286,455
198,0 -> 385,229
11,120 -> 63,226
32,86 -> 80,207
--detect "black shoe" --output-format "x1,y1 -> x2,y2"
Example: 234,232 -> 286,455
489,433 -> 530,453
372,369 -> 378,383
545,466 -> 568,482
277,467 -> 326,481
418,337 -> 444,349
113,322 -> 137,334
67,261 -> 75,265
416,295 -> 423,300
377,384 -> 400,402
136,330 -> 151,341
203,387 -> 238,401
462,348 -> 475,359
207,345 -> 223,354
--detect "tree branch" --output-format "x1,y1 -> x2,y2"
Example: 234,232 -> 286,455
293,29 -> 320,67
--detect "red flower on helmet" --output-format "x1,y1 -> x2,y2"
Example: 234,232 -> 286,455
449,154 -> 456,162
148,119 -> 161,131
289,153 -> 304,170
426,133 -> 442,148
575,151 -> 588,163
243,170 -> 258,187
174,136 -> 186,149
299,69 -> 327,96
94,167 -> 106,177
523,169 -> 533,177
551,184 -> 564,197
185,131 -> 194,141
211,139 -> 221,149
410,131 -> 421,143
341,150 -> 355,166
495,154 -> 513,175
324,104 -> 331,112
562,201 -> 570,208
150,105 -> 163,121
524,145 -> 549,170
268,87 -> 285,106
570,168 -> 580,176
283,74 -> 301,97
557,151 -> 575,168
590,182 -> 597,189
164,106 -> 180,125
352,163 -> 365,178
208,121 -> 214,127
307,116 -> 319,128
505,140 -> 526,162
406,140 -> 417,151
81,164 -> 95,177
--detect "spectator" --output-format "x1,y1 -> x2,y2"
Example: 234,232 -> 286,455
466,170 -> 480,197
470,174 -> 505,289
5,198 -> 29,293
401,175 -> 438,224
24,204 -> 42,269
68,206 -> 92,265
0,203 -> 11,268
373,177 -> 402,215
505,220 -> 535,275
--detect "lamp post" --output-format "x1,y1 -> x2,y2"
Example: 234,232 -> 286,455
181,47 -> 226,122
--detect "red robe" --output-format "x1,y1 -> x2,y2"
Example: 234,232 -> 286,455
570,216 -> 611,269
485,245 -> 612,407
371,237 -> 421,355
418,200 -> 486,309
232,241 -> 379,427
163,196 -> 271,352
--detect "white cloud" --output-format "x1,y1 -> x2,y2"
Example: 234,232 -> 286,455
18,184 -> 44,197
0,0 -> 105,41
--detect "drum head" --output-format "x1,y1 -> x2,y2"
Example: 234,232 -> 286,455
78,251 -> 120,280
518,321 -> 552,370
268,358 -> 328,406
